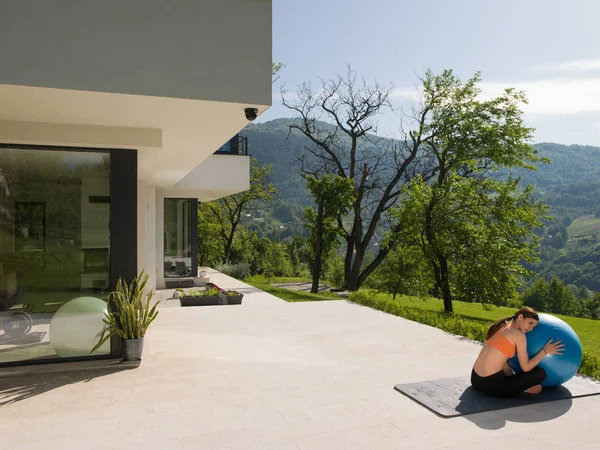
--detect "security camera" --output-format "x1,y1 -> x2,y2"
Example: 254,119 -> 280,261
244,107 -> 258,121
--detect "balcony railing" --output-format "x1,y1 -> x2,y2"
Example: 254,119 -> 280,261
214,134 -> 248,156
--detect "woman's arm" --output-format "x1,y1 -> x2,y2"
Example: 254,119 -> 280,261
514,332 -> 546,372
514,332 -> 565,372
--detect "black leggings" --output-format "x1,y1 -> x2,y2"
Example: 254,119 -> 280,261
471,367 -> 547,398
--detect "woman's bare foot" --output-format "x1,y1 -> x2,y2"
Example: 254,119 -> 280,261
524,385 -> 542,394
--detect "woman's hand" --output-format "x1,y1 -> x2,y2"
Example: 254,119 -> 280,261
543,338 -> 565,356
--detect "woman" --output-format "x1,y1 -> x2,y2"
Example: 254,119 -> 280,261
471,306 -> 564,397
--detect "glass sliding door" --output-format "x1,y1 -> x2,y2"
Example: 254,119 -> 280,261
0,146 -> 111,364
164,198 -> 197,278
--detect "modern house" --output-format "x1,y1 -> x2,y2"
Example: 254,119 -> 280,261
0,1 -> 272,366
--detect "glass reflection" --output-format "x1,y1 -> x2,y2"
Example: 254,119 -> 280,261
0,147 -> 111,364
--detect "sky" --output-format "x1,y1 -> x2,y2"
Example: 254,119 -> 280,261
259,0 -> 600,146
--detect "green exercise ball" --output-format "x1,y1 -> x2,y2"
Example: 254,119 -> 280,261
49,296 -> 110,357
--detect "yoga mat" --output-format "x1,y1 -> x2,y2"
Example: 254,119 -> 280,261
394,375 -> 600,417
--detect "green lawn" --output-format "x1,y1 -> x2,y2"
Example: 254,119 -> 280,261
244,276 -> 341,302
246,275 -> 313,284
567,214 -> 600,237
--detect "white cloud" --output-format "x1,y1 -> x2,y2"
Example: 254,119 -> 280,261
392,74 -> 600,117
389,59 -> 600,117
390,86 -> 421,101
479,76 -> 600,116
529,58 -> 600,74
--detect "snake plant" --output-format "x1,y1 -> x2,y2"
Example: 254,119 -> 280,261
91,270 -> 160,353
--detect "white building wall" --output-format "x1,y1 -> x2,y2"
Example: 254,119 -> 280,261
136,181 -> 158,292
145,185 -> 157,292
155,190 -> 166,289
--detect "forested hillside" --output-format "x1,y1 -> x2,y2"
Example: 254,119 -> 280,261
243,119 -> 600,292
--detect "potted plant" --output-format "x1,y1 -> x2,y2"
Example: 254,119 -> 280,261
179,287 -> 221,307
219,290 -> 244,305
91,270 -> 160,362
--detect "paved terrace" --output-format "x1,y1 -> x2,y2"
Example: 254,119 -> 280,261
1,268 -> 599,449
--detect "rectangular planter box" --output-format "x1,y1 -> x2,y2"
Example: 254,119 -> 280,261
219,293 -> 244,305
180,295 -> 220,307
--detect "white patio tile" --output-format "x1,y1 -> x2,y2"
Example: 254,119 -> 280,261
1,268 -> 599,450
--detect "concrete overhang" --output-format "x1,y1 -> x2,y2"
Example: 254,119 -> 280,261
0,84 -> 267,187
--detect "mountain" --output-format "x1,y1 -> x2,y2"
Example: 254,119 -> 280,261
245,118 -> 311,205
246,119 -> 600,217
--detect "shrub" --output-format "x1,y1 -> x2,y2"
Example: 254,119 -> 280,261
325,256 -> 345,289
216,262 -> 250,280
221,290 -> 242,296
580,351 -> 600,380
182,287 -> 220,297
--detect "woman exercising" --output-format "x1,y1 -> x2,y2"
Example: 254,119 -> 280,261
471,306 -> 564,397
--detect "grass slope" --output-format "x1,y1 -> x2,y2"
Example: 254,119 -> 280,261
567,214 -> 600,237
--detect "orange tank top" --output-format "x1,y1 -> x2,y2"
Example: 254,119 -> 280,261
485,326 -> 516,358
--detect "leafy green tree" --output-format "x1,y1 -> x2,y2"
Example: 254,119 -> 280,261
270,241 -> 292,276
304,174 -> 355,293
207,158 -> 277,263
368,243 -> 430,300
547,276 -> 577,315
323,254 -> 346,289
395,174 -> 545,312
582,293 -> 600,319
283,235 -> 309,277
390,70 -> 547,313
543,223 -> 568,249
521,277 -> 550,311
197,202 -> 224,267
246,233 -> 273,274
576,285 -> 592,300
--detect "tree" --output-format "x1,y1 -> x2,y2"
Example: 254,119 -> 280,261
583,293 -> 600,319
246,233 -> 273,274
576,285 -> 592,300
197,202 -> 224,267
272,62 -> 284,83
367,243 -> 430,300
547,276 -> 577,315
207,158 -> 277,263
396,174 -> 545,311
283,67 -> 424,291
283,235 -> 310,277
303,174 -> 355,293
270,241 -> 292,277
521,277 -> 550,311
390,70 -> 547,313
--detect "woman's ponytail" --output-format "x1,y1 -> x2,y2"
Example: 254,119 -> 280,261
485,316 -> 513,340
